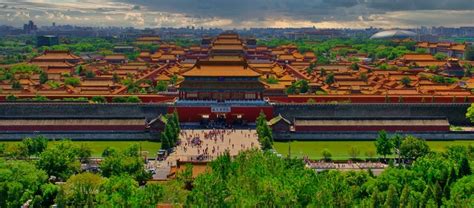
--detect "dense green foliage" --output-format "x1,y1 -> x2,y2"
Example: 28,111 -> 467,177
375,130 -> 393,159
36,141 -> 82,180
187,147 -> 473,207
64,77 -> 81,87
99,144 -> 152,183
1,136 -> 473,207
466,103 -> 474,123
258,38 -> 416,62
256,111 -> 273,150
286,80 -> 310,94
160,110 -> 181,151
40,38 -> 114,53
465,46 -> 474,61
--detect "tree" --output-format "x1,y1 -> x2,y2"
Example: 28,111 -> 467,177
39,71 -> 48,84
459,157 -> 472,177
161,132 -> 171,150
256,111 -> 273,150
434,52 -> 447,61
400,76 -> 411,86
91,96 -> 107,103
22,136 -> 48,158
320,68 -> 327,76
360,72 -> 368,82
350,63 -> 359,71
447,175 -> 474,206
370,187 -> 383,208
64,77 -> 81,87
300,80 -> 309,93
325,73 -> 335,85
6,142 -> 29,159
85,70 -> 95,78
466,103 -> 474,123
102,146 -> 118,157
465,46 -> 474,61
415,48 -> 428,54
112,96 -> 127,103
391,134 -> 403,166
112,72 -> 121,83
76,143 -> 92,163
375,130 -> 393,160
100,145 -> 151,183
400,136 -> 430,161
322,149 -> 332,161
130,183 -> 164,207
286,83 -> 297,94
306,63 -> 315,74
0,160 -> 50,208
0,144 -> 5,157
58,172 -> 104,207
5,94 -> 17,101
170,74 -> 178,85
260,136 -> 272,150
384,184 -> 399,208
156,80 -> 168,92
164,122 -> 176,146
266,76 -> 279,84
11,79 -> 21,89
98,175 -> 138,207
36,140 -> 81,180
126,96 -> 141,103
465,67 -> 472,77
172,110 -> 181,135
75,65 -> 85,75
399,185 -> 410,208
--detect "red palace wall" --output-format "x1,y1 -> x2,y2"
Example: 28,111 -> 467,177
294,125 -> 450,132
268,95 -> 474,103
3,94 -> 474,104
0,125 -> 146,131
169,106 -> 273,123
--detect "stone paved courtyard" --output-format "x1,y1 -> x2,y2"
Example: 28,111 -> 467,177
152,129 -> 260,179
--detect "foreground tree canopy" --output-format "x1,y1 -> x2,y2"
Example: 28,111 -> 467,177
186,149 -> 473,207
0,138 -> 473,207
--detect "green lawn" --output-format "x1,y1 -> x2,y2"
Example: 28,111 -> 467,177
0,141 -> 162,157
274,140 -> 474,160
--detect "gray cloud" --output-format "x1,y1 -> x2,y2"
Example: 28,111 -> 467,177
0,0 -> 473,28
365,0 -> 474,11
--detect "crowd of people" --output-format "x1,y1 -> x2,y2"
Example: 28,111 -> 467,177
176,129 -> 259,161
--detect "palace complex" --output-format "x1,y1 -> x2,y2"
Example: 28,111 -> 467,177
1,32 -> 474,139
1,33 -> 472,100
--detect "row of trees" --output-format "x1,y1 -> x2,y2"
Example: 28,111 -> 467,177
375,131 -> 431,163
160,111 -> 181,151
256,111 -> 273,150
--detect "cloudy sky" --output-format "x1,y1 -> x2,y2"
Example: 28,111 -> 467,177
1,0 -> 473,29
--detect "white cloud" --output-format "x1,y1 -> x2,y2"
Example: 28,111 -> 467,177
124,12 -> 144,26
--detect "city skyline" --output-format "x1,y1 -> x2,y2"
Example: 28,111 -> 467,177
1,0 -> 474,29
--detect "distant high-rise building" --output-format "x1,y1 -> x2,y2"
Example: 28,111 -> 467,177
37,35 -> 59,47
23,20 -> 38,34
